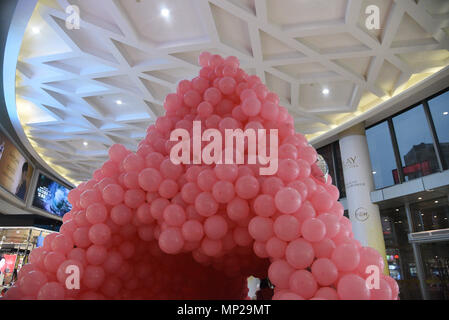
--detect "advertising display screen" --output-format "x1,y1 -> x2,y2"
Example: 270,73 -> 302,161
0,129 -> 34,201
32,173 -> 72,217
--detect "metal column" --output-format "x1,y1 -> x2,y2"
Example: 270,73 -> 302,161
404,202 -> 429,300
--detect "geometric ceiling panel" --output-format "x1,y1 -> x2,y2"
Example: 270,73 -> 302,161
266,0 -> 347,27
210,3 -> 253,56
296,33 -> 368,54
375,60 -> 401,96
118,0 -> 208,46
260,30 -> 304,60
356,0 -> 393,41
391,13 -> 436,47
299,80 -> 356,112
10,0 -> 449,184
265,71 -> 291,104
333,56 -> 373,80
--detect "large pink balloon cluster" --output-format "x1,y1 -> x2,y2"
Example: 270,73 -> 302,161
3,52 -> 399,300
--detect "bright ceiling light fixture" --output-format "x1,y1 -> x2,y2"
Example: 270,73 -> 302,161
83,141 -> 88,146
32,27 -> 40,34
161,8 -> 170,18
116,100 -> 122,105
322,88 -> 330,95
443,111 -> 448,115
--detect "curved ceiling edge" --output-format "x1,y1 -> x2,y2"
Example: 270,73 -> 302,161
3,0 -> 75,188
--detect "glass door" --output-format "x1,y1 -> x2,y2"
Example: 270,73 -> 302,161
418,241 -> 449,300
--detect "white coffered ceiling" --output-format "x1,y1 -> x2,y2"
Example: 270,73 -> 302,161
9,0 -> 449,185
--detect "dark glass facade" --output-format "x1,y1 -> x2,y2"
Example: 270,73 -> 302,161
428,90 -> 449,169
392,105 -> 439,182
366,121 -> 397,189
410,197 -> 449,232
366,87 -> 449,189
380,206 -> 421,299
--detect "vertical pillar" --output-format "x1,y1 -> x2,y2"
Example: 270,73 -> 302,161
339,123 -> 388,274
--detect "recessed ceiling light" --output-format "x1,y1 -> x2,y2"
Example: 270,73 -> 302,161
443,112 -> 448,115
83,141 -> 88,146
322,88 -> 330,95
434,200 -> 439,203
418,197 -> 422,200
161,8 -> 170,18
116,100 -> 122,105
372,171 -> 376,174
421,213 -> 424,216
434,216 -> 437,218
395,209 -> 399,212
32,27 -> 40,34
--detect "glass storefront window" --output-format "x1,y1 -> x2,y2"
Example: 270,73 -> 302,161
366,121 -> 397,189
392,105 -> 439,181
410,197 -> 449,232
380,206 -> 421,299
418,241 -> 449,300
428,90 -> 449,169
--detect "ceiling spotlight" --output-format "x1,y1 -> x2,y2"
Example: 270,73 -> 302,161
372,171 -> 376,174
83,141 -> 88,146
435,200 -> 439,203
443,112 -> 448,115
418,197 -> 422,200
116,100 -> 122,105
322,88 -> 330,95
32,27 -> 40,34
434,216 -> 437,218
395,209 -> 399,212
161,8 -> 170,18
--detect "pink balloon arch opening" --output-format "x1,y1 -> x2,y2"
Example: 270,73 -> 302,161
3,52 -> 399,300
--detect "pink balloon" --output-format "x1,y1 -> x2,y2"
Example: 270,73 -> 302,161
317,213 -> 340,238
331,243 -> 361,272
102,184 -> 124,205
253,194 -> 276,217
273,215 -> 301,241
301,218 -> 326,242
158,228 -> 184,254
289,270 -> 317,299
311,258 -> 338,286
226,197 -> 249,221
337,274 -> 370,300
248,217 -> 274,242
357,246 -> 385,276
314,287 -> 339,300
82,266 -> 105,290
275,187 -> 301,214
235,175 -> 260,199
204,215 -> 228,240
195,192 -> 219,217
312,238 -> 336,259
163,204 -> 186,227
37,282 -> 65,300
19,270 -> 48,296
268,260 -> 294,289
182,220 -> 204,242
370,278 -> 393,300
266,237 -> 287,259
285,238 -> 314,269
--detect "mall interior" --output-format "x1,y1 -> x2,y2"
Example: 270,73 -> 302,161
0,0 -> 449,300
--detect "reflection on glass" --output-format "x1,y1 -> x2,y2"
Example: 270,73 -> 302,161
380,206 -> 421,299
366,121 -> 397,189
411,197 -> 449,232
428,90 -> 449,169
334,143 -> 346,198
419,241 -> 449,300
317,144 -> 336,185
392,105 -> 439,181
